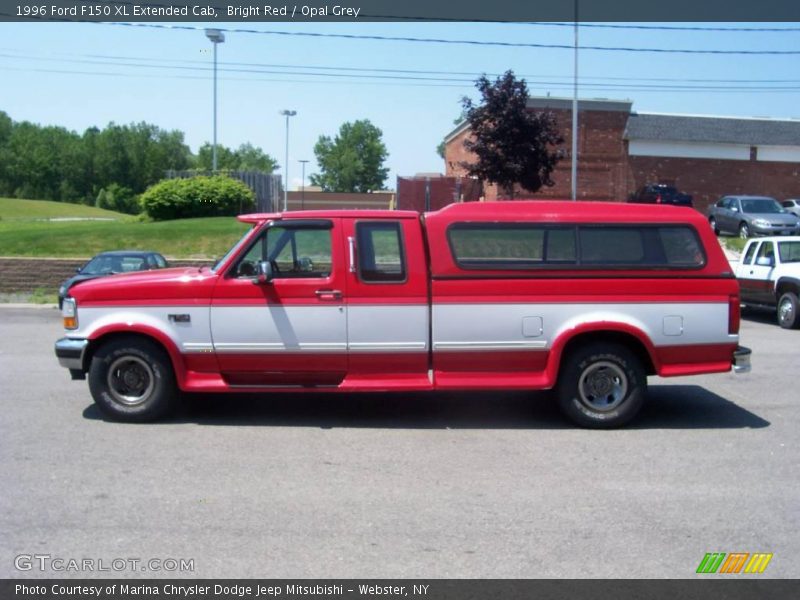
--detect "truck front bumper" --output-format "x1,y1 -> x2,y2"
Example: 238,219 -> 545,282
733,345 -> 752,374
55,337 -> 88,371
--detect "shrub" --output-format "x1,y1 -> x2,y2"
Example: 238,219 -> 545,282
140,176 -> 255,221
95,183 -> 141,214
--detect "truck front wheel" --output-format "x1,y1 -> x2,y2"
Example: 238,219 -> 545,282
88,336 -> 177,422
777,292 -> 800,329
557,343 -> 646,428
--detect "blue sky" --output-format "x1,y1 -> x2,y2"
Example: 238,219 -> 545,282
1,21 -> 798,189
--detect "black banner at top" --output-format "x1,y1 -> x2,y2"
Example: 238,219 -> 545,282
2,0 -> 800,23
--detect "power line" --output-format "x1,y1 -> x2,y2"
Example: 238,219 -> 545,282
3,59 -> 799,93
2,49 -> 800,90
520,22 -> 800,32
98,22 -> 800,55
4,10 -> 800,54
36,50 -> 799,84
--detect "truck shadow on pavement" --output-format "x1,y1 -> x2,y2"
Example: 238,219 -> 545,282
82,385 -> 769,430
741,308 -> 779,326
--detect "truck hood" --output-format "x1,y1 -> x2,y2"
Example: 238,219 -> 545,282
67,266 -> 219,304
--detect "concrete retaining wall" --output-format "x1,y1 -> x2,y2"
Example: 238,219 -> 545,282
0,257 -> 214,293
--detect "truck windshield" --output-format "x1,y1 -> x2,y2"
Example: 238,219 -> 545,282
212,226 -> 256,272
778,241 -> 800,263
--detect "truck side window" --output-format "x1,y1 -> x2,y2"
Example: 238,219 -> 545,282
234,226 -> 332,278
742,243 -> 758,265
756,241 -> 775,265
580,228 -> 645,264
448,224 -> 575,268
355,222 -> 406,283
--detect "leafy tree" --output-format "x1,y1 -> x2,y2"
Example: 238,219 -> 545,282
95,183 -> 140,214
310,120 -> 389,192
460,70 -> 564,198
234,142 -> 279,172
195,142 -> 278,173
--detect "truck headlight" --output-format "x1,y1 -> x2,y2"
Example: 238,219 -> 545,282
62,298 -> 78,330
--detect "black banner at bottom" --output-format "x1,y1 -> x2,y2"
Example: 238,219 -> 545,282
3,579 -> 799,600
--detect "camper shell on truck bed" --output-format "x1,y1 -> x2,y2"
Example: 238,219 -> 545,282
55,201 -> 750,428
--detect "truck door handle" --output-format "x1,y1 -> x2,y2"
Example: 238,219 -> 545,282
315,289 -> 342,300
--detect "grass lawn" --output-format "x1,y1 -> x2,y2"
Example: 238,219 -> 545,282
0,198 -> 251,258
722,236 -> 747,253
0,197 -> 131,221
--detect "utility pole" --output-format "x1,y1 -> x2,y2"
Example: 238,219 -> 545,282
280,109 -> 297,211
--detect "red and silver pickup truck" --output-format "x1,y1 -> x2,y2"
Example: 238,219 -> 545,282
55,201 -> 751,427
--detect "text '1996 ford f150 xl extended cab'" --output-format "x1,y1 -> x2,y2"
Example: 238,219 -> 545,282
55,201 -> 751,428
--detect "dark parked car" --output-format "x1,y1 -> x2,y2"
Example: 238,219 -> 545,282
629,184 -> 693,207
58,250 -> 169,308
708,195 -> 800,239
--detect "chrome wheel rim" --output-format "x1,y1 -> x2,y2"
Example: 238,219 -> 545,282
739,225 -> 749,239
578,361 -> 628,412
107,356 -> 155,406
779,298 -> 794,325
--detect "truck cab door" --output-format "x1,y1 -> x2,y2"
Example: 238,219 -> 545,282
210,219 -> 347,387
739,241 -> 776,305
341,218 -> 430,388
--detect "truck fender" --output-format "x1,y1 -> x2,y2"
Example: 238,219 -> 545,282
775,276 -> 800,297
85,323 -> 188,388
545,321 -> 660,385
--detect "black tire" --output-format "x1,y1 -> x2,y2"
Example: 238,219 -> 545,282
777,292 -> 800,329
88,336 -> 177,422
739,222 -> 750,239
709,217 -> 720,236
556,343 -> 647,428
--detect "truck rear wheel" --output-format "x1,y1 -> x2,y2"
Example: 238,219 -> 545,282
777,292 -> 800,329
557,343 -> 646,428
88,337 -> 177,422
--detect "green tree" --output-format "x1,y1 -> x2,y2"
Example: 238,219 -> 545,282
195,142 -> 278,173
310,120 -> 389,192
460,70 -> 564,198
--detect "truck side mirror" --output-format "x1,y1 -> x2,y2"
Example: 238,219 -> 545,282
755,256 -> 774,267
254,260 -> 274,285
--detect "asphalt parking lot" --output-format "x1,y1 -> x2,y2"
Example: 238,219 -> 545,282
0,306 -> 797,579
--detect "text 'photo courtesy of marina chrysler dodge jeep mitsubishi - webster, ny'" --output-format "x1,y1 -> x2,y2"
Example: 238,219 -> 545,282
55,201 -> 751,428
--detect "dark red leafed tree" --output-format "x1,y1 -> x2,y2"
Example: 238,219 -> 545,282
460,71 -> 564,199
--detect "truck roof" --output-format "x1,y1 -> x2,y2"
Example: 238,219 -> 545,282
238,209 -> 420,223
425,200 -> 705,225
239,201 -> 705,225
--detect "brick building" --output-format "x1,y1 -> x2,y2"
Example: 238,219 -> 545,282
443,97 -> 800,212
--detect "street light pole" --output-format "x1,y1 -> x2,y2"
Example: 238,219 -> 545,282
571,1 -> 579,201
205,29 -> 225,173
299,159 -> 309,210
280,109 -> 297,211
